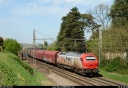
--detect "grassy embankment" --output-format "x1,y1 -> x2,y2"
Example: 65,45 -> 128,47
0,51 -> 52,86
99,69 -> 128,85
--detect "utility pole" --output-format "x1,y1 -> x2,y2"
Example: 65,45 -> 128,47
33,29 -> 36,68
33,29 -> 36,47
99,27 -> 102,66
27,48 -> 28,63
44,39 -> 46,50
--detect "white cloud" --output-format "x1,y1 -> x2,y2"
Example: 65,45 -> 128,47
11,0 -> 113,17
40,0 -> 113,7
12,2 -> 69,17
51,0 -> 84,5
39,0 -> 84,4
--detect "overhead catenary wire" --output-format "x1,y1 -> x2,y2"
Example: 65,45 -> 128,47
35,29 -> 53,39
35,29 -> 54,43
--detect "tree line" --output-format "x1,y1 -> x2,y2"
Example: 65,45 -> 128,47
48,7 -> 99,53
47,0 -> 128,55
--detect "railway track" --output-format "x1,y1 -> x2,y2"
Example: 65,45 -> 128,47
24,57 -> 127,86
88,77 -> 125,86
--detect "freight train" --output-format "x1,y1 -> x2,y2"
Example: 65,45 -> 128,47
20,48 -> 99,76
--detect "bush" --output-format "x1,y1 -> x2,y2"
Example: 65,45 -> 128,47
3,39 -> 22,55
102,57 -> 128,74
100,56 -> 109,69
47,42 -> 58,51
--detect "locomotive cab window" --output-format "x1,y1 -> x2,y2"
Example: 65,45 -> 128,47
86,56 -> 95,60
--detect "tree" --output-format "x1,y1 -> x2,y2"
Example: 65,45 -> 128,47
44,41 -> 48,47
108,0 -> 128,52
0,37 -> 3,46
37,43 -> 43,48
43,41 -> 48,50
84,3 -> 110,41
88,3 -> 111,30
47,42 -> 58,51
3,39 -> 22,55
110,0 -> 128,27
57,7 -> 98,52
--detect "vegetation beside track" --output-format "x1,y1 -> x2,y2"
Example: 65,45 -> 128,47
98,57 -> 128,85
99,69 -> 128,85
0,51 -> 52,86
100,57 -> 128,75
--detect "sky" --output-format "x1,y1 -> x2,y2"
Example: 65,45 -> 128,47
0,0 -> 114,44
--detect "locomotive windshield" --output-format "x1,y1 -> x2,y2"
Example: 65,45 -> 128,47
86,56 -> 95,60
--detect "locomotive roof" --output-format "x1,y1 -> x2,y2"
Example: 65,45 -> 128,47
60,52 -> 82,57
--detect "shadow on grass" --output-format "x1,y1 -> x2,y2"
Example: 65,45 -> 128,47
95,73 -> 103,77
86,73 -> 103,78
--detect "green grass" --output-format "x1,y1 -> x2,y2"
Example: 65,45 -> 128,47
0,52 -> 52,86
99,69 -> 128,85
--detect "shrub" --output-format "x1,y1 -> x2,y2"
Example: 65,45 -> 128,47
3,39 -> 22,55
47,42 -> 58,50
100,57 -> 108,69
105,57 -> 126,73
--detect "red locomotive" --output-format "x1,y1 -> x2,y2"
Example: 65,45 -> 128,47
57,52 -> 99,75
27,49 -> 99,76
